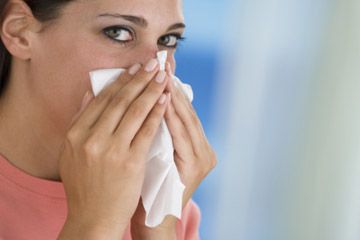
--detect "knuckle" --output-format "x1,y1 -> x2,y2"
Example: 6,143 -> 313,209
180,129 -> 188,141
193,150 -> 217,176
105,150 -> 120,163
193,163 -> 208,178
210,157 -> 217,170
111,92 -> 128,108
208,149 -> 218,170
144,80 -> 165,94
138,71 -> 153,82
132,73 -> 151,89
105,79 -> 123,94
149,104 -> 163,118
140,124 -> 156,138
82,136 -> 102,157
66,129 -> 80,143
137,74 -> 148,85
113,76 -> 126,87
130,103 -> 146,118
123,160 -> 142,173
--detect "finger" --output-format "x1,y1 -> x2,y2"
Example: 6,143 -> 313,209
113,69 -> 168,143
164,100 -> 194,156
68,91 -> 94,129
130,92 -> 171,156
103,63 -> 142,94
91,59 -> 160,137
72,62 -> 150,132
165,63 -> 174,93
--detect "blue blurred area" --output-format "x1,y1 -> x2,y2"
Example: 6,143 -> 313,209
174,1 -> 230,239
175,47 -> 219,240
175,48 -> 219,131
176,1 -> 360,240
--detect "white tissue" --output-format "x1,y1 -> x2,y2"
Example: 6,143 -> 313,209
157,50 -> 167,71
88,51 -> 193,227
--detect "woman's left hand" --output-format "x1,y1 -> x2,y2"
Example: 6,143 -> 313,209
130,64 -> 217,238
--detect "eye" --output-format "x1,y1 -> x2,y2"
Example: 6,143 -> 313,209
158,34 -> 185,48
103,26 -> 134,43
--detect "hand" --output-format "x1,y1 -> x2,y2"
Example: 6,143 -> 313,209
57,59 -> 171,239
165,65 -> 217,207
130,63 -> 217,237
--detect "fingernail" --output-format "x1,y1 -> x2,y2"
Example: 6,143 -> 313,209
128,63 -> 141,75
155,71 -> 166,83
145,59 -> 158,72
82,91 -> 89,104
158,93 -> 167,105
80,91 -> 92,109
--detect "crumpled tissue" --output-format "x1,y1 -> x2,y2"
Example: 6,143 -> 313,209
89,51 -> 193,227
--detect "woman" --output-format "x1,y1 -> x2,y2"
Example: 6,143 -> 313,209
0,0 -> 217,239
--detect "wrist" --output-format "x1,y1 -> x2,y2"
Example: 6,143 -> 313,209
131,226 -> 177,240
131,216 -> 178,240
58,216 -> 128,240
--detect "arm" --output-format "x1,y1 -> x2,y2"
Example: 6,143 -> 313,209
131,200 -> 201,240
58,216 -> 127,240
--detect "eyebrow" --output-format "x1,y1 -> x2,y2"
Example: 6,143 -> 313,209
97,13 -> 186,31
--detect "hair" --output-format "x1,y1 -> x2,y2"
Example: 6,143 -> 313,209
0,0 -> 73,96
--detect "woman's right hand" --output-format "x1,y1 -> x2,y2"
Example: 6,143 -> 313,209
57,58 -> 170,240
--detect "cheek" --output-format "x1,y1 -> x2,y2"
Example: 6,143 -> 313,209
32,28 -> 178,134
31,36 -> 128,133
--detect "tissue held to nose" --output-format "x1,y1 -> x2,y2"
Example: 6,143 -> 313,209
90,51 -> 168,96
88,50 -> 194,227
157,50 -> 168,71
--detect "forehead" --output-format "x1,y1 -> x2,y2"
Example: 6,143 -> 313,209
70,0 -> 184,22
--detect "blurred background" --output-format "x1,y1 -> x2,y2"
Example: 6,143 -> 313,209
176,0 -> 360,239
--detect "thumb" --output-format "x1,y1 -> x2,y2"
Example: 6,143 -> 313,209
69,91 -> 93,127
79,90 -> 93,112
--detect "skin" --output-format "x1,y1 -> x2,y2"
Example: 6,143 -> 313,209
0,0 -> 217,239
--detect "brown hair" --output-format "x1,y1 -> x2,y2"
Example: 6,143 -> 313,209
0,0 -> 73,96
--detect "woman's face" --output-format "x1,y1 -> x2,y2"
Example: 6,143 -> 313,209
29,0 -> 184,134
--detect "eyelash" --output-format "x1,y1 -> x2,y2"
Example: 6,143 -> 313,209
102,25 -> 186,49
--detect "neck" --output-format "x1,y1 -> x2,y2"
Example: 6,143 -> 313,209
0,67 -> 64,181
